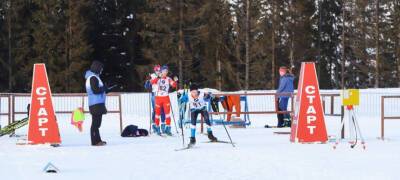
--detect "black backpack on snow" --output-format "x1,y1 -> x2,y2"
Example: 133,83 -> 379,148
121,125 -> 149,137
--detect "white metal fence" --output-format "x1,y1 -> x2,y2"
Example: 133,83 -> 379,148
1,89 -> 400,128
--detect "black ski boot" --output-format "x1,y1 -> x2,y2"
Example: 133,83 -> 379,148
207,131 -> 218,142
189,137 -> 196,147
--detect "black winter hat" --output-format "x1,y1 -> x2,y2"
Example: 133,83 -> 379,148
190,83 -> 199,91
90,61 -> 104,74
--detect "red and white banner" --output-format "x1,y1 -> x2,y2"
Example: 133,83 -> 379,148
27,64 -> 61,145
290,62 -> 327,143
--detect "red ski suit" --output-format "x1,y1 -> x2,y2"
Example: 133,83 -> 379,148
150,76 -> 177,126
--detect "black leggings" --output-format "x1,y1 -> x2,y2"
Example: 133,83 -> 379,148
191,109 -> 211,126
91,114 -> 103,145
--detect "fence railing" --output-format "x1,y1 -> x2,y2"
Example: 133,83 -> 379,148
321,94 -> 342,116
209,92 -> 295,115
2,90 -> 400,140
0,93 -> 123,133
208,93 -> 341,116
0,94 -> 12,125
380,96 -> 400,140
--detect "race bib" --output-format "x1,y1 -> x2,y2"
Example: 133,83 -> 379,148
157,78 -> 170,96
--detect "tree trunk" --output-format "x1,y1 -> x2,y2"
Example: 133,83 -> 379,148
216,48 -> 222,90
66,0 -> 72,92
289,0 -> 294,69
245,0 -> 250,90
341,0 -> 346,89
360,1 -> 368,87
8,0 -> 12,92
397,37 -> 400,87
290,35 -> 294,68
271,0 -> 276,89
375,0 -> 380,88
178,0 -> 183,88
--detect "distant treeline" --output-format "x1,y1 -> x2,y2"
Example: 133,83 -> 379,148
0,0 -> 399,92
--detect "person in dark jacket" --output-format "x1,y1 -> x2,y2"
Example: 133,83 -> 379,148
265,66 -> 294,128
85,61 -> 108,146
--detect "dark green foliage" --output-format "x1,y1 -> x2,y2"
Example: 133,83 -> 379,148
0,0 -> 399,92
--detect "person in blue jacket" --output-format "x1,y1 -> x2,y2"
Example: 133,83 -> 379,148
85,61 -> 110,146
265,66 -> 294,128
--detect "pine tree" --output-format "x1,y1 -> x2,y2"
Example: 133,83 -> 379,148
31,0 -> 68,92
183,0 -> 236,90
0,1 -> 8,92
286,0 -> 316,86
7,0 -> 36,92
343,0 -> 372,88
392,0 -> 400,86
380,0 -> 399,87
65,0 -> 93,92
315,0 -> 342,89
89,0 -> 147,92
139,0 -> 181,82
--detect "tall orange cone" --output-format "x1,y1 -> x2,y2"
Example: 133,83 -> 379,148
290,62 -> 327,143
27,64 -> 61,145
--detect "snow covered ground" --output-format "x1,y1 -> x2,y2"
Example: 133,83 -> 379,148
1,89 -> 400,180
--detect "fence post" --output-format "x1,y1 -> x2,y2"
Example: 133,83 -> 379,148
10,95 -> 15,124
381,96 -> 384,140
81,94 -> 85,110
8,95 -> 12,125
119,94 -> 123,134
274,94 -> 278,112
341,105 -> 344,139
330,95 -> 334,115
291,94 -> 294,114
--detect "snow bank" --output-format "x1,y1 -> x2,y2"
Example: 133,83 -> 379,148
0,88 -> 400,180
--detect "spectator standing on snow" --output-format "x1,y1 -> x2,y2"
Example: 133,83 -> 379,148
85,61 -> 109,146
265,66 -> 294,128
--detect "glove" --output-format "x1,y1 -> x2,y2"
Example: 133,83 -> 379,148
180,93 -> 189,103
204,92 -> 213,100
173,76 -> 179,81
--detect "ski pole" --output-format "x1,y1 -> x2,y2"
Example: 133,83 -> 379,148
148,89 -> 153,134
220,116 -> 235,147
177,89 -> 186,147
169,95 -> 179,134
179,86 -> 190,147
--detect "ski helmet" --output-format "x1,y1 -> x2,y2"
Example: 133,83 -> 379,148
161,65 -> 169,72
